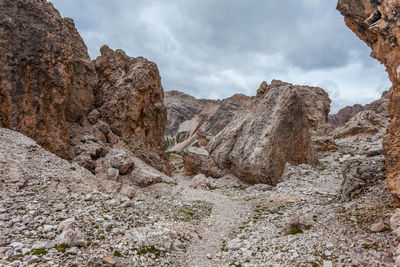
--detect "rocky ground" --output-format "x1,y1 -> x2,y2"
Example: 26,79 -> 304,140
0,127 -> 397,267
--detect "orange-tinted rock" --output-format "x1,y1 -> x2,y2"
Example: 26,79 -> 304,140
93,46 -> 170,174
207,81 -> 315,185
0,0 -> 97,158
337,0 -> 400,204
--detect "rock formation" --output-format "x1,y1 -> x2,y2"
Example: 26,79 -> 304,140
294,84 -> 331,136
337,0 -> 400,203
165,90 -> 217,137
0,0 -> 97,158
339,156 -> 386,201
328,104 -> 365,131
0,0 -> 171,176
201,94 -> 254,136
207,80 -> 316,185
93,46 -> 170,174
182,147 -> 224,178
328,90 -> 389,131
164,91 -> 254,152
331,110 -> 389,139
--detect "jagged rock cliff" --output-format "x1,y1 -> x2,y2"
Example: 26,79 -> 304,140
164,91 -> 254,152
0,0 -> 170,175
0,0 -> 97,158
165,91 -> 218,137
93,46 -> 170,174
337,0 -> 400,203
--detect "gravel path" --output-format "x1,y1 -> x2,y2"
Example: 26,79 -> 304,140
176,174 -> 252,267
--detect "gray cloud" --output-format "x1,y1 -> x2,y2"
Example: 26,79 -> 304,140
50,0 -> 390,113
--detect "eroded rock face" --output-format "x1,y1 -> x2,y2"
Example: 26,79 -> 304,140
182,147 -> 224,178
201,94 -> 254,136
339,156 -> 386,202
164,91 -> 217,137
295,85 -> 331,136
0,0 -> 97,158
331,110 -> 388,139
164,90 -> 254,153
337,0 -> 400,202
329,104 -> 365,131
93,46 -> 170,174
207,80 -> 315,185
328,91 -> 389,131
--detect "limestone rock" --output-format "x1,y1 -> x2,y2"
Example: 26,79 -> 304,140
339,156 -> 386,201
56,218 -> 85,247
164,90 -> 217,137
337,0 -> 400,204
331,110 -> 388,139
0,0 -> 97,158
95,148 -> 172,187
182,147 -> 223,178
201,94 -> 254,136
313,136 -> 338,152
370,222 -> 386,233
207,80 -> 315,185
190,174 -> 217,190
328,91 -> 389,131
94,46 -> 170,174
328,104 -> 365,131
164,91 -> 253,153
295,84 -> 331,136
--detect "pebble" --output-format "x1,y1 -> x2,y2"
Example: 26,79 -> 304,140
323,261 -> 333,267
370,222 -> 386,233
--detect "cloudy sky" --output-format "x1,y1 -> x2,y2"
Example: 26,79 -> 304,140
50,0 -> 390,113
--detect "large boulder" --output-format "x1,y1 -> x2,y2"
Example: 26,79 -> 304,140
337,0 -> 400,203
207,80 -> 315,185
182,147 -> 224,178
93,46 -> 170,174
339,156 -> 386,202
0,0 -> 97,158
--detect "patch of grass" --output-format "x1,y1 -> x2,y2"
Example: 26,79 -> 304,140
113,250 -> 122,257
179,208 -> 194,216
70,166 -> 77,171
31,248 -> 48,255
362,242 -> 379,250
288,227 -> 303,235
133,246 -> 165,259
54,243 -> 70,252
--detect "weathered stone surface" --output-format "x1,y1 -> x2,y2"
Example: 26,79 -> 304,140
207,80 -> 315,185
313,136 -> 338,152
201,94 -> 254,136
164,91 -> 253,153
328,91 -> 389,131
339,156 -> 386,201
337,0 -> 400,203
328,104 -> 365,131
165,90 -> 217,137
0,0 -> 97,158
56,218 -> 86,247
182,147 -> 223,178
295,84 -> 331,136
94,46 -> 170,174
331,110 -> 388,139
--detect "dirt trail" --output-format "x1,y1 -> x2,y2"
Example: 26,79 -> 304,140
175,174 -> 252,267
